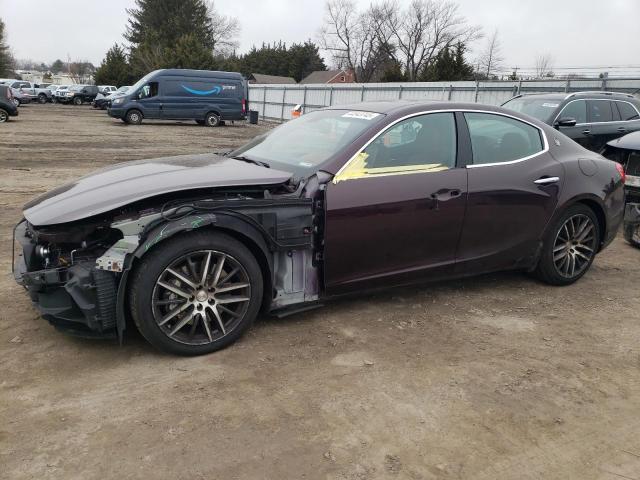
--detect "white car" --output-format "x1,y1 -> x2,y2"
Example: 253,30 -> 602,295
99,85 -> 117,95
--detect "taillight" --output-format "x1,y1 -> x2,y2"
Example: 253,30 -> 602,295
241,99 -> 246,114
615,162 -> 626,184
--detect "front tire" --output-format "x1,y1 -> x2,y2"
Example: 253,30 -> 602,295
534,204 -> 600,285
623,222 -> 640,248
73,96 -> 83,105
38,94 -> 47,104
129,231 -> 263,356
0,109 -> 8,123
125,109 -> 143,125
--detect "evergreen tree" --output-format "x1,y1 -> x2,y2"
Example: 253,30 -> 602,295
0,19 -> 14,77
287,41 -> 326,82
125,0 -> 216,76
50,59 -> 65,74
419,42 -> 474,81
94,44 -> 134,87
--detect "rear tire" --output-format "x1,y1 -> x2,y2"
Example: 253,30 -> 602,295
129,231 -> 263,356
0,109 -> 8,123
623,222 -> 640,248
534,204 -> 600,285
125,109 -> 143,125
73,96 -> 83,106
38,94 -> 47,104
205,112 -> 220,127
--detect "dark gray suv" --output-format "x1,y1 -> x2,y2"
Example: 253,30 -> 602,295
503,91 -> 640,152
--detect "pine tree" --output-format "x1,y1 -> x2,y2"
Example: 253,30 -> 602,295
94,44 -> 134,87
419,42 -> 474,81
50,59 -> 65,74
0,18 -> 14,77
287,41 -> 326,82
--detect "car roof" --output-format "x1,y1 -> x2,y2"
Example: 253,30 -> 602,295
607,131 -> 640,150
324,100 -> 521,117
512,91 -> 637,102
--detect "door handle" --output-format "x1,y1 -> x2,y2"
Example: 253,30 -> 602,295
582,129 -> 591,135
617,127 -> 627,133
534,176 -> 560,185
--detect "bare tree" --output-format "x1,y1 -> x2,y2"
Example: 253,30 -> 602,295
535,53 -> 554,78
206,1 -> 240,55
478,28 -> 503,79
374,0 -> 481,81
68,60 -> 96,84
319,0 -> 377,82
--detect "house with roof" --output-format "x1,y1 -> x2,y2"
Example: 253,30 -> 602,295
248,73 -> 297,84
299,69 -> 355,84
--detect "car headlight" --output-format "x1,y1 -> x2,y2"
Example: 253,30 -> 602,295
112,98 -> 124,105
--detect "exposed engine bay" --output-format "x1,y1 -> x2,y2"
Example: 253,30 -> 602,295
14,174 -> 328,340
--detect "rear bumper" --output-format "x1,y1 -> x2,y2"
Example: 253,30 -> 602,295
13,221 -> 118,338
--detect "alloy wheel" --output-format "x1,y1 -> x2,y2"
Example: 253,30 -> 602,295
151,250 -> 251,346
552,214 -> 597,278
0,110 -> 7,123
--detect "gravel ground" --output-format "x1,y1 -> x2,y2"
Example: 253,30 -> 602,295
1,104 -> 640,480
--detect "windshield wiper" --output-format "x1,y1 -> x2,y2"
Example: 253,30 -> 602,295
232,155 -> 270,168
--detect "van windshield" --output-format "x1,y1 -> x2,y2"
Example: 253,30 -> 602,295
129,72 -> 156,94
230,110 -> 383,172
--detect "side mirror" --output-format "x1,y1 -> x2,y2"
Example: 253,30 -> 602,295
554,117 -> 577,129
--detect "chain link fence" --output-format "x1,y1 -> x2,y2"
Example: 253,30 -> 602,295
248,77 -> 640,122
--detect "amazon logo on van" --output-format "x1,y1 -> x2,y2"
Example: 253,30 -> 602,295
181,85 -> 222,95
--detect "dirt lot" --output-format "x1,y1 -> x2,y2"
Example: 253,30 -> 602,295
1,104 -> 640,480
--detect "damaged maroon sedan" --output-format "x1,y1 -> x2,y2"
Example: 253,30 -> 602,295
13,101 -> 625,355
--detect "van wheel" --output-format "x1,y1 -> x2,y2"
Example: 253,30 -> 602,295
205,112 -> 220,127
0,109 -> 8,123
125,109 -> 143,125
129,231 -> 263,356
73,96 -> 83,105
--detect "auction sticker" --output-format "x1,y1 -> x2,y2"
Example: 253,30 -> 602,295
542,103 -> 559,108
342,111 -> 381,120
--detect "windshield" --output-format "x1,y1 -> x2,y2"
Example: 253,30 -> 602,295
502,97 -> 562,122
230,109 -> 383,171
128,72 -> 156,94
117,86 -> 130,92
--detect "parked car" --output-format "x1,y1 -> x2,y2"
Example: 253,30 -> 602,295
52,85 -> 70,103
600,132 -> 640,247
11,87 -> 34,106
58,84 -> 99,105
13,101 -> 625,354
98,85 -> 118,95
502,91 -> 640,152
108,69 -> 247,126
0,85 -> 18,122
1,80 -> 53,103
92,87 -> 129,109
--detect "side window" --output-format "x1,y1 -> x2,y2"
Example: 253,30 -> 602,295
464,113 -> 544,165
616,102 -> 640,121
588,100 -> 613,123
139,82 -> 159,99
360,112 -> 457,171
557,100 -> 587,124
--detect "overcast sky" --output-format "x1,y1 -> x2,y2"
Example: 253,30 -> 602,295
1,0 -> 639,76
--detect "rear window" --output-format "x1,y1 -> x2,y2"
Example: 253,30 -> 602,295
616,101 -> 640,121
501,97 -> 561,122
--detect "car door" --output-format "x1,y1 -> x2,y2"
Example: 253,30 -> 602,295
554,99 -> 592,149
587,100 -> 619,151
456,111 -> 563,274
323,111 -> 468,294
135,81 -> 161,119
613,100 -> 640,137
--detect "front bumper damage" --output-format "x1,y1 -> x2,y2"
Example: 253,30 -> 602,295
13,221 -> 118,338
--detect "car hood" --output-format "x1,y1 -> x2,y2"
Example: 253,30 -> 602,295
24,153 -> 293,226
607,131 -> 640,150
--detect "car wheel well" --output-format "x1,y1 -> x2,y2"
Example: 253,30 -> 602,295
575,199 -> 606,249
129,225 -> 273,313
